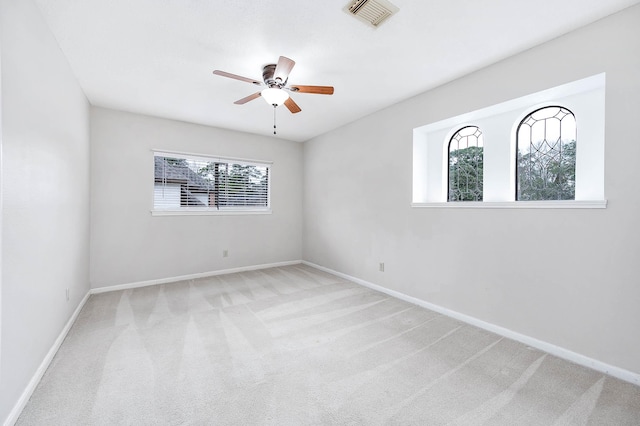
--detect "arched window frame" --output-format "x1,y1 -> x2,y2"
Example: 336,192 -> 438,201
515,105 -> 576,201
447,125 -> 484,202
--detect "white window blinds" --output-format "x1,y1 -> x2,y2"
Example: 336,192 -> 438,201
153,151 -> 270,211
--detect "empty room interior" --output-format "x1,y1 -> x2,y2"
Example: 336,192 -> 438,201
2,0 -> 640,424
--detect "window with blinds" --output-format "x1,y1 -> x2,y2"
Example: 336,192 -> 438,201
153,151 -> 270,212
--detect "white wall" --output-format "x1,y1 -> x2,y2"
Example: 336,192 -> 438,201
0,0 -> 91,422
303,5 -> 640,376
90,107 -> 303,288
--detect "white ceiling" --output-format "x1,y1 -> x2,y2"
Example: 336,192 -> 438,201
33,0 -> 639,142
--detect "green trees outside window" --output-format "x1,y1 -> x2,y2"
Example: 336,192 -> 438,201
448,126 -> 483,201
197,162 -> 269,207
516,107 -> 576,201
154,154 -> 269,210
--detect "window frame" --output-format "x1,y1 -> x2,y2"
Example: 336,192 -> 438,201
447,125 -> 484,202
151,149 -> 272,216
515,106 -> 576,201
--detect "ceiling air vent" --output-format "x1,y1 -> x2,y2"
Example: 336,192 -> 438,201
345,0 -> 399,28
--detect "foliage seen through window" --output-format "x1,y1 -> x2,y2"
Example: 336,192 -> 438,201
154,154 -> 269,210
448,126 -> 484,201
517,107 -> 576,201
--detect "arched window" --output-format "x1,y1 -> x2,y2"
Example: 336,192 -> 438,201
516,106 -> 576,200
448,126 -> 483,201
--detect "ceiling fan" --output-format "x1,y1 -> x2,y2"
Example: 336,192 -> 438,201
213,56 -> 334,115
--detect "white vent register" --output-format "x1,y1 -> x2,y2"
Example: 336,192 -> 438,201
345,0 -> 398,28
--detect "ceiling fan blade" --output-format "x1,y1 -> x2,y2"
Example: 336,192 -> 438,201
213,70 -> 262,85
234,92 -> 262,105
284,97 -> 301,114
289,85 -> 334,95
274,56 -> 295,83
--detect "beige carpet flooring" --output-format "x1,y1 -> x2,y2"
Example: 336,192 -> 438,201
17,264 -> 640,425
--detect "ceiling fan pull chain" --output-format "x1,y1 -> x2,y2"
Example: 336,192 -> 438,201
273,104 -> 277,134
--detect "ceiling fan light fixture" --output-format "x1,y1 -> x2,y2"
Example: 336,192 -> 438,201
261,88 -> 289,106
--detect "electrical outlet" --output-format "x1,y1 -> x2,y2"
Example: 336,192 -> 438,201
223,249 -> 229,258
65,288 -> 70,301
379,262 -> 385,272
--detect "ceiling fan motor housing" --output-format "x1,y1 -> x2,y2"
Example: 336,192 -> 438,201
262,64 -> 287,88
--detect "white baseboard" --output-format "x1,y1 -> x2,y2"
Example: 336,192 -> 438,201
3,291 -> 91,426
302,261 -> 640,387
6,259 -> 637,426
90,260 -> 303,294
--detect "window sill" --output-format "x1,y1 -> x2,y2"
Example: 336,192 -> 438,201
411,200 -> 607,209
151,209 -> 272,216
